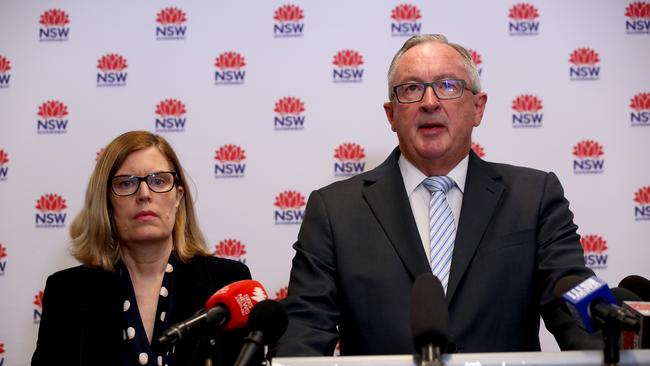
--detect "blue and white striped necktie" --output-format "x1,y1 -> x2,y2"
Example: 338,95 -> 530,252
422,176 -> 456,292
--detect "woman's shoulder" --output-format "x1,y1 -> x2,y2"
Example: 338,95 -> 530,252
190,255 -> 251,281
47,264 -> 113,285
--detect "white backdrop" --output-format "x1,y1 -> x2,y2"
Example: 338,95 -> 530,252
1,0 -> 649,364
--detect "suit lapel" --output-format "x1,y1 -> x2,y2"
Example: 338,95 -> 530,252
362,148 -> 431,281
446,151 -> 504,301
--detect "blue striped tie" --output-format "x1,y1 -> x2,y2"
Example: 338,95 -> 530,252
422,176 -> 456,292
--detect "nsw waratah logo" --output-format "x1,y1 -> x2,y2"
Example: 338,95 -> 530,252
274,286 -> 288,301
471,142 -> 486,158
214,144 -> 246,178
467,49 -> 483,77
625,1 -> 650,34
156,7 -> 187,40
155,99 -> 186,132
0,149 -> 8,182
0,341 -> 5,363
37,100 -> 69,134
634,186 -> 650,220
508,3 -> 540,35
581,234 -> 609,269
274,4 -> 305,37
0,243 -> 7,275
214,239 -> 247,263
569,48 -> 600,81
334,143 -> 366,177
33,290 -> 43,323
274,191 -> 306,224
215,52 -> 246,85
35,193 -> 67,228
274,97 -> 305,130
572,140 -> 604,174
0,55 -> 11,88
512,94 -> 543,128
332,50 -> 364,83
630,92 -> 650,126
39,9 -> 70,41
390,4 -> 422,37
96,53 -> 128,87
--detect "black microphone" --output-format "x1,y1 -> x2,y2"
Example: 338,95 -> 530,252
158,307 -> 228,345
234,299 -> 288,366
612,287 -> 643,304
619,275 -> 650,301
411,273 -> 448,366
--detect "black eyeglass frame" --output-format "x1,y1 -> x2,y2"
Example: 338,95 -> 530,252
109,171 -> 179,196
391,78 -> 474,104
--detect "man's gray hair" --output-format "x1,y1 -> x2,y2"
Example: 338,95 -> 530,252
386,34 -> 481,100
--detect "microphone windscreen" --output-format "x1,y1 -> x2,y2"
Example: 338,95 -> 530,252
247,299 -> 288,344
611,287 -> 643,305
553,275 -> 585,300
619,275 -> 650,301
411,272 -> 448,351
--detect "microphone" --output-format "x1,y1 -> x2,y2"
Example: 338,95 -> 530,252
411,273 -> 448,366
158,279 -> 269,345
234,299 -> 288,366
615,282 -> 650,349
619,275 -> 650,301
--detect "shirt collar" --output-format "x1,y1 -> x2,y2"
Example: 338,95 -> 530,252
398,153 -> 469,196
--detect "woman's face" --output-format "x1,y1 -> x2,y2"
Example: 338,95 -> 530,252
109,147 -> 184,248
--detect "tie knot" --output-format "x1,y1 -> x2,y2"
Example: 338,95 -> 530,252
422,176 -> 454,194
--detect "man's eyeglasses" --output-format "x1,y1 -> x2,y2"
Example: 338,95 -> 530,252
110,171 -> 178,196
392,79 -> 471,103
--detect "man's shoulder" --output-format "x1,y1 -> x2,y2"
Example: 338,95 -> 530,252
477,157 -> 552,183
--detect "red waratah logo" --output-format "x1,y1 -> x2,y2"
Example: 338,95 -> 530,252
155,99 -> 186,117
581,235 -> 608,254
35,194 -> 67,213
215,52 -> 246,70
630,92 -> 650,111
156,7 -> 186,25
274,5 -> 304,22
391,4 -> 422,21
34,290 -> 44,308
626,1 -> 650,19
275,286 -> 288,301
97,54 -> 128,72
508,3 -> 539,20
467,49 -> 482,66
334,143 -> 366,161
0,56 -> 10,73
274,97 -> 305,115
573,140 -> 604,159
512,95 -> 543,113
569,48 -> 600,66
215,144 -> 246,163
214,239 -> 247,258
333,50 -> 364,68
40,9 -> 70,27
0,342 -> 4,354
274,191 -> 306,210
37,100 -> 68,119
0,244 -> 7,260
471,142 -> 486,158
634,186 -> 650,205
0,150 -> 8,165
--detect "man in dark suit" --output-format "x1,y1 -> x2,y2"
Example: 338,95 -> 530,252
273,34 -> 601,356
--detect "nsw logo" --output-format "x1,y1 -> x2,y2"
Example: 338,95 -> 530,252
274,5 -> 305,37
467,49 -> 483,77
33,290 -> 43,324
97,53 -> 128,87
214,239 -> 247,264
37,100 -> 68,134
390,4 -> 422,37
581,234 -> 609,269
471,141 -> 486,158
630,92 -> 650,126
214,144 -> 246,178
572,140 -> 604,174
0,149 -> 8,181
39,9 -> 70,41
0,55 -> 11,89
634,186 -> 650,220
156,7 -> 187,40
569,48 -> 600,81
512,94 -> 543,128
625,1 -> 650,34
274,286 -> 288,301
274,97 -> 305,130
215,52 -> 246,85
35,193 -> 67,228
0,243 -> 7,276
508,3 -> 540,35
155,99 -> 187,132
274,191 -> 306,224
332,50 -> 364,83
334,143 -> 366,177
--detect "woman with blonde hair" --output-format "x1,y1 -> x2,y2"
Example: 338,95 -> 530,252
33,131 -> 251,366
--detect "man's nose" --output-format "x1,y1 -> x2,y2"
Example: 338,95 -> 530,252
420,85 -> 440,111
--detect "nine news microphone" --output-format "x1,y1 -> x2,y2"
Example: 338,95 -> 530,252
158,279 -> 269,345
618,275 -> 650,349
234,299 -> 288,366
411,272 -> 449,366
619,275 -> 650,301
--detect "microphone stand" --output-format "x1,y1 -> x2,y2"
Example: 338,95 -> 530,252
415,344 -> 442,366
